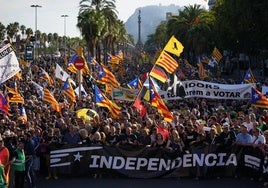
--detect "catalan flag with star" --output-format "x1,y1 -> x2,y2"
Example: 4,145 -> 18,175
251,87 -> 268,109
94,85 -> 121,118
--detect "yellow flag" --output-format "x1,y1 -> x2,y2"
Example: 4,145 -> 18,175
163,36 -> 184,57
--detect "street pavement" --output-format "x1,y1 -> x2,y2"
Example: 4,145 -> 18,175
37,176 -> 264,188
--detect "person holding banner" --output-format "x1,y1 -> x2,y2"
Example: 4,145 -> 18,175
218,122 -> 237,152
152,133 -> 167,148
251,128 -> 265,145
235,124 -> 252,145
166,129 -> 184,152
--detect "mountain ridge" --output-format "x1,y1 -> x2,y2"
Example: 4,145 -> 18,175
125,4 -> 181,44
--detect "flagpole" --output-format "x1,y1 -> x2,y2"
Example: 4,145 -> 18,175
132,49 -> 161,103
78,70 -> 82,100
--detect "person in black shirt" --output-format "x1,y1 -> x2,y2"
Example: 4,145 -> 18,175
218,122 -> 236,152
139,128 -> 151,147
152,133 -> 167,148
106,126 -> 119,146
116,127 -> 138,147
78,128 -> 91,145
184,123 -> 198,151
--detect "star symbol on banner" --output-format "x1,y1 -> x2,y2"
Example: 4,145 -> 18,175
74,152 -> 83,161
254,93 -> 259,99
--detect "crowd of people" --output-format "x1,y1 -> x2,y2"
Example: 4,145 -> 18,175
0,51 -> 267,188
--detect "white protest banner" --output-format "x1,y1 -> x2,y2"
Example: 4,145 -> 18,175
0,44 -> 21,83
159,80 -> 253,100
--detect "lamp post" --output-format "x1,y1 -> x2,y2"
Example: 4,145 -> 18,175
61,15 -> 68,57
31,4 -> 42,58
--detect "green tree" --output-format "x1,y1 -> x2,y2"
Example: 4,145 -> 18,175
6,22 -> 19,42
166,4 -> 214,60
20,25 -> 26,39
77,0 -> 119,61
25,28 -> 33,39
0,22 -> 6,41
53,33 -> 59,50
41,32 -> 48,54
213,0 -> 268,54
144,21 -> 168,52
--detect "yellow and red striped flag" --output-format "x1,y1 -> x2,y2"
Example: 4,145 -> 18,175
212,47 -> 223,62
43,88 -> 61,112
5,85 -> 24,104
251,87 -> 268,109
155,50 -> 178,74
98,64 -> 120,88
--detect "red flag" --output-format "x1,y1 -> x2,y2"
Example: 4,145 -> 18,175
133,97 -> 147,117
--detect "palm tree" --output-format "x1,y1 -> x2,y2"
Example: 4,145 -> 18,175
25,28 -> 33,39
167,4 -> 214,60
77,9 -> 104,58
0,22 -> 6,42
20,25 -> 26,39
53,33 -> 59,50
6,22 -> 20,42
41,33 -> 48,55
67,37 -> 85,57
77,0 -> 118,61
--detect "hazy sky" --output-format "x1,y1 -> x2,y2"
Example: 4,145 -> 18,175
1,0 -> 208,38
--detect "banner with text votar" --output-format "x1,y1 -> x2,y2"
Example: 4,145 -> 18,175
0,44 -> 21,83
159,80 -> 253,100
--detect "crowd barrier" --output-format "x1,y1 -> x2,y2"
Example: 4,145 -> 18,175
49,144 -> 266,179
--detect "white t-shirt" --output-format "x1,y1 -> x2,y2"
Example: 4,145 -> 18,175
251,135 -> 266,144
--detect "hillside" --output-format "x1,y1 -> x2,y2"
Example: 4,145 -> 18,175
125,4 -> 181,44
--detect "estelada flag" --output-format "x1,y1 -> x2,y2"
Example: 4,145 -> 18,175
39,67 -> 54,86
251,87 -> 268,109
0,92 -> 8,115
62,78 -> 76,102
94,85 -> 121,118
